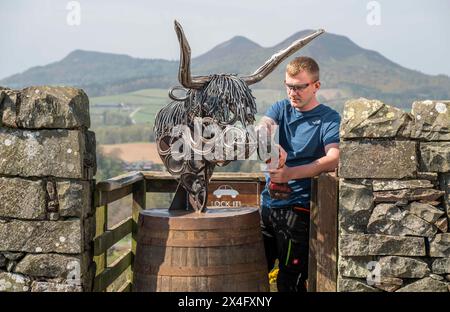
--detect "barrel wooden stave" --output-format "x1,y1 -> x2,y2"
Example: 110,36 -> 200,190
133,208 -> 269,292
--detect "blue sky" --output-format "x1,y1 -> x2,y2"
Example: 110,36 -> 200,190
1,0 -> 449,79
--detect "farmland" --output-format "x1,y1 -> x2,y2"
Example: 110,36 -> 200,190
100,142 -> 162,164
89,87 -> 343,126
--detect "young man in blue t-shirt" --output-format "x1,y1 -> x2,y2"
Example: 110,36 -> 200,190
259,56 -> 341,292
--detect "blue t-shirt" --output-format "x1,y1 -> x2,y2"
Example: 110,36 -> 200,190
261,99 -> 341,209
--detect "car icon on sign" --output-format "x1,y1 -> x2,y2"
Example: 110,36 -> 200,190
213,185 -> 239,199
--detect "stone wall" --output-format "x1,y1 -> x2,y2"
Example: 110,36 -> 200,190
337,98 -> 450,292
0,86 -> 96,292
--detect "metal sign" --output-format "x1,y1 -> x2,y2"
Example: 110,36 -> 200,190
207,181 -> 260,208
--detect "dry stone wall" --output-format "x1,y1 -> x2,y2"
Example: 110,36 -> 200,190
0,86 -> 96,292
337,98 -> 450,292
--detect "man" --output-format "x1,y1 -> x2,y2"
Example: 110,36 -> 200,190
259,56 -> 340,292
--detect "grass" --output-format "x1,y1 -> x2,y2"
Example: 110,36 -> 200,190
90,88 -> 169,126
89,87 -> 347,130
89,88 -> 292,127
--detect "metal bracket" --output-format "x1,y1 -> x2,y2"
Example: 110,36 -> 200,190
169,183 -> 191,211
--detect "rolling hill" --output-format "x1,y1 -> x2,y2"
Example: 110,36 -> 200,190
2,30 -> 450,110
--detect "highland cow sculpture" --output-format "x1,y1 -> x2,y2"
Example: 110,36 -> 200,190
154,20 -> 324,212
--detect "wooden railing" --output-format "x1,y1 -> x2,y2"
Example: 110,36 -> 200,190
93,171 -> 145,292
92,171 -> 265,292
91,170 -> 338,292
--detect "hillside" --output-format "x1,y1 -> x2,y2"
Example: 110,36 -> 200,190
2,30 -> 450,109
1,50 -> 179,96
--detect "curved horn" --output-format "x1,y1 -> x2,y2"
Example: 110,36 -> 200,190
241,29 -> 325,85
174,20 -> 210,89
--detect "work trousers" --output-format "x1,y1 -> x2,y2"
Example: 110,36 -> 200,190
260,205 -> 310,292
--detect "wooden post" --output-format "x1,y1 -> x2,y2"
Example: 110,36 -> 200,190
307,176 -> 318,292
315,173 -> 338,291
93,189 -> 108,286
308,172 -> 339,292
131,178 -> 146,289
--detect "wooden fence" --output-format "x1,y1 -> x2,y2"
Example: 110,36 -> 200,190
91,171 -> 338,292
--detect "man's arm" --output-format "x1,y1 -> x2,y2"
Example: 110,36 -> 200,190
258,116 -> 277,133
268,143 -> 339,183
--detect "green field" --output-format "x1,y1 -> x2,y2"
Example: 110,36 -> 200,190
90,88 -> 169,125
90,88 -> 290,126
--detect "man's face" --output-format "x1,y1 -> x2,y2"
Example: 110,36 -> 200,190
285,71 -> 320,110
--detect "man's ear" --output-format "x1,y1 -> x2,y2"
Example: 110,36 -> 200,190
315,81 -> 321,90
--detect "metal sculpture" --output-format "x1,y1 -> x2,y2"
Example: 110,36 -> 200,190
154,20 -> 324,212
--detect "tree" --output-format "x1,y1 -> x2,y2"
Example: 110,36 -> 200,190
96,149 -> 124,181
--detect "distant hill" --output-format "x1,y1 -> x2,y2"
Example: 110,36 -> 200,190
2,30 -> 450,110
1,50 -> 179,96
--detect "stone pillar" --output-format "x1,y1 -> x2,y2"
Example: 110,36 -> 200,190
0,86 -> 96,292
337,98 -> 450,292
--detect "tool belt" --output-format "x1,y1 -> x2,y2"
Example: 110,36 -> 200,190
292,205 -> 310,214
268,181 -> 292,200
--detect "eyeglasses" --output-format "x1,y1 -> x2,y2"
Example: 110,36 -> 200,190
284,80 -> 318,92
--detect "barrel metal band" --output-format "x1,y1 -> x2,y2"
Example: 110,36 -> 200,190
135,262 -> 268,276
138,233 -> 263,247
141,215 -> 260,230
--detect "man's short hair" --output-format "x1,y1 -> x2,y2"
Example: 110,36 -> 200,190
286,56 -> 320,80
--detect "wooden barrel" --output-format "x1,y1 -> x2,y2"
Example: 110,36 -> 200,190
133,207 -> 269,292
